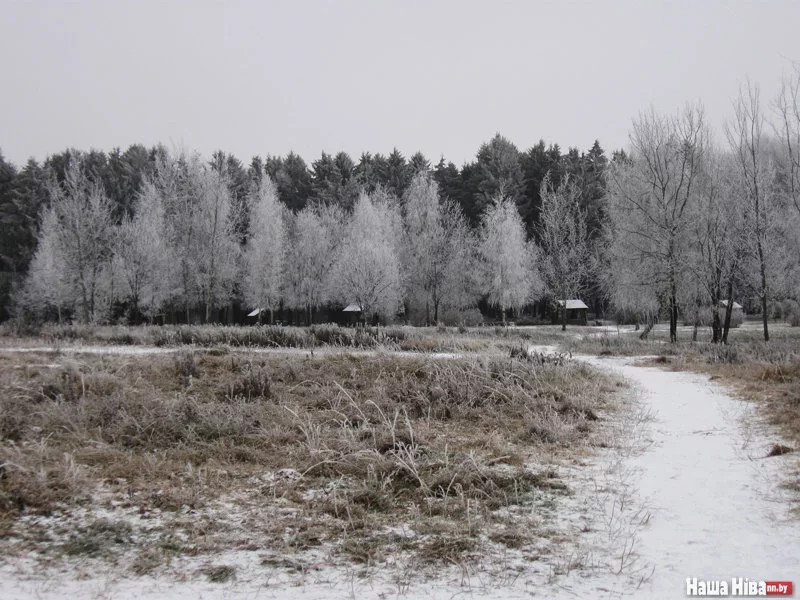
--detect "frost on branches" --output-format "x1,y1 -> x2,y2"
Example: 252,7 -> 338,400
479,194 -> 540,323
330,190 -> 402,323
242,177 -> 287,324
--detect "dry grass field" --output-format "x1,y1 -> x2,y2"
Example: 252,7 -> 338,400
0,341 -> 624,583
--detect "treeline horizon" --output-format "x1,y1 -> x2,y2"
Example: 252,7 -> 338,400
0,134 -> 613,323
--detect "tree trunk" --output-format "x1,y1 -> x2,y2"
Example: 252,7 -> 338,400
561,304 -> 567,331
711,309 -> 721,344
669,283 -> 678,343
269,308 -> 274,325
722,281 -> 735,344
755,235 -> 770,342
434,301 -> 439,326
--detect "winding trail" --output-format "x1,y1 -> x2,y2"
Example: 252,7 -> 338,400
561,357 -> 800,598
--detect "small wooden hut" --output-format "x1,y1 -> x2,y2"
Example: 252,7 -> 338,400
552,299 -> 589,326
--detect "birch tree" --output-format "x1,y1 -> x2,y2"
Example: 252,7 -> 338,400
605,105 -> 706,342
284,204 -> 341,323
193,167 -> 240,322
47,159 -> 116,323
479,195 -> 539,323
24,206 -> 70,321
402,173 -> 477,325
330,191 -> 402,322
156,150 -> 200,321
114,179 -> 169,321
242,176 -> 287,324
537,174 -> 591,330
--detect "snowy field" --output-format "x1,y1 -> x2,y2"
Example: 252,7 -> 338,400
0,333 -> 797,599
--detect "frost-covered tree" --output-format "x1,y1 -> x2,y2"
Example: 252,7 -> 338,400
726,82 -> 784,341
330,191 -> 402,322
284,204 -> 341,323
681,147 -> 755,343
43,159 -> 116,323
402,173 -> 477,325
774,63 -> 800,218
242,177 -> 287,323
479,195 -> 539,323
537,174 -> 591,330
114,179 -> 170,321
605,105 -> 706,342
193,166 -> 240,322
23,206 -> 70,321
771,69 -> 800,311
155,150 -> 200,321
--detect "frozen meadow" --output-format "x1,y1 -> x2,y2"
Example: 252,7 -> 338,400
0,333 -> 797,599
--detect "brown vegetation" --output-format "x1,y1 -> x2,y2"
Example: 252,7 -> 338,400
0,346 -> 621,577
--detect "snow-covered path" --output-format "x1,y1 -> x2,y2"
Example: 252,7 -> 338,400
568,357 -> 799,598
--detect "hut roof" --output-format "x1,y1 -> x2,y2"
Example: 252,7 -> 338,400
719,300 -> 743,310
556,299 -> 589,310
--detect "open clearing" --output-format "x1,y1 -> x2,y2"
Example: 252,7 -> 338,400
0,323 -> 798,598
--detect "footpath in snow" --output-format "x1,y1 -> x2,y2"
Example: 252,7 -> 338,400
557,357 -> 800,598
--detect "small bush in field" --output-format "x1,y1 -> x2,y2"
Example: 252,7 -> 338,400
174,350 -> 198,381
225,366 -> 271,401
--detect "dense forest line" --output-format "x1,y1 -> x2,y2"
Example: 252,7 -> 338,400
0,134 -> 611,325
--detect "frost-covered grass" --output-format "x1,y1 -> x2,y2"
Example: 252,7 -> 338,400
0,321 -> 582,356
0,349 -> 622,584
0,322 -> 503,352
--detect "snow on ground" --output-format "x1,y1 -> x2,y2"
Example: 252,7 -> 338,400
1,351 -> 798,599
551,357 -> 800,598
0,344 -> 179,355
0,345 -> 470,360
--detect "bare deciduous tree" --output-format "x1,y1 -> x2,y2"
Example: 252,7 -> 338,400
193,167 -> 240,323
46,159 -> 116,323
284,204 -> 341,323
479,195 -> 540,323
114,179 -> 169,321
538,174 -> 591,330
242,177 -> 287,324
727,82 -> 780,341
330,191 -> 402,323
23,206 -> 70,321
402,173 -> 478,325
605,105 -> 706,342
774,63 -> 800,218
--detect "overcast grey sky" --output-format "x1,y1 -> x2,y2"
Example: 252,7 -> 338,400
2,0 -> 799,167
